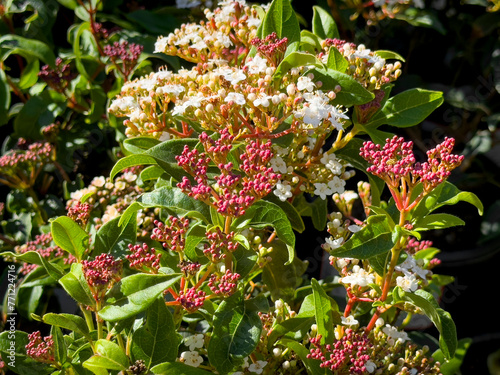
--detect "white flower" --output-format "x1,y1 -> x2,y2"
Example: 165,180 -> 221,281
102,205 -> 120,224
296,76 -> 315,92
341,315 -> 359,326
382,324 -> 409,344
324,237 -> 343,251
159,131 -> 171,142
270,156 -> 288,174
253,93 -> 272,108
340,265 -> 375,287
314,182 -> 333,200
91,176 -> 106,187
184,333 -> 204,351
365,360 -> 377,373
180,351 -> 203,367
224,92 -> 246,105
342,191 -> 359,203
395,255 -> 429,280
154,37 -> 168,53
327,176 -> 346,194
245,55 -> 268,74
220,67 -> 246,85
348,224 -> 362,233
274,181 -> 293,202
248,360 -> 267,374
396,274 -> 419,292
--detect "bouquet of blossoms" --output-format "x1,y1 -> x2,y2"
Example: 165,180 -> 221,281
0,1 -> 483,375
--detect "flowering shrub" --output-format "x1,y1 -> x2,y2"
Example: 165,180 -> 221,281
0,1 -> 486,375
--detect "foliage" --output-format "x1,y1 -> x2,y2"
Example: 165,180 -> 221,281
0,0 -> 490,374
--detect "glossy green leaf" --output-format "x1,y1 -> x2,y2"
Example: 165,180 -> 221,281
262,240 -> 307,303
94,215 -> 137,259
83,339 -> 129,373
151,362 -> 213,375
0,69 -> 10,126
330,214 -> 395,261
43,313 -> 92,341
19,57 -> 40,90
366,88 -> 444,128
265,194 -> 305,233
267,316 -> 315,349
123,136 -> 161,155
0,35 -> 56,67
258,0 -> 301,51
233,200 -> 296,264
51,216 -> 89,260
110,154 -> 157,181
393,287 -> 457,359
300,30 -> 322,54
311,278 -> 341,345
207,292 -> 262,375
131,298 -> 180,369
59,263 -> 95,307
327,46 -> 348,73
308,67 -> 375,106
99,273 -> 181,322
144,138 -> 199,181
51,325 -> 67,365
0,251 -> 64,280
374,50 -> 406,62
413,213 -> 465,231
292,193 -> 328,231
279,339 -> 326,375
413,181 -> 483,218
433,338 -> 472,375
184,222 -> 206,260
312,6 -> 339,39
273,52 -> 322,83
139,165 -> 166,183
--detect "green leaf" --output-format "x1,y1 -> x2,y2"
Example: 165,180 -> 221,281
144,138 -> 199,181
83,339 -> 129,373
366,88 -> 444,128
151,362 -> 213,375
233,200 -> 296,264
123,136 -> 161,155
51,325 -> 67,365
0,35 -> 56,67
94,215 -> 137,259
433,338 -> 472,375
393,288 -> 457,359
262,240 -> 307,303
258,0 -> 301,50
19,57 -> 40,90
0,69 -> 10,126
292,193 -> 328,231
51,216 -> 89,260
299,30 -> 322,54
374,50 -> 406,62
308,67 -> 375,106
267,316 -> 315,349
184,222 -> 206,260
207,292 -> 262,375
413,181 -> 483,218
0,331 -> 52,375
312,6 -> 339,39
59,263 -> 96,307
43,313 -> 92,341
311,278 -> 341,344
139,165 -> 166,183
0,251 -> 64,280
110,154 -> 157,181
131,297 -> 180,369
99,273 -> 181,322
327,46 -> 348,73
265,194 -> 305,233
413,213 -> 465,231
273,52 -> 322,83
330,215 -> 395,262
279,339 -> 326,375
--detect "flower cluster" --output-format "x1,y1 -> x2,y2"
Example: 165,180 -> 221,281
66,201 -> 92,228
25,331 -> 56,364
0,140 -> 54,190
208,269 -> 240,297
82,254 -> 122,301
151,217 -> 190,253
250,32 -> 288,65
204,227 -> 239,262
339,0 -> 425,25
127,243 -> 162,273
38,57 -> 76,93
103,41 -> 143,79
176,287 -> 206,313
360,136 -> 464,211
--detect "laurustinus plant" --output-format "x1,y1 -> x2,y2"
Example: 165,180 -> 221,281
0,1 -> 484,375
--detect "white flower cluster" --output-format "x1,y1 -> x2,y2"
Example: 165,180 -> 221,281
340,265 -> 375,287
394,254 -> 429,292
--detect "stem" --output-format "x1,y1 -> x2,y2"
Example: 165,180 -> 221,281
81,305 -> 95,332
95,301 -> 103,340
224,216 -> 233,270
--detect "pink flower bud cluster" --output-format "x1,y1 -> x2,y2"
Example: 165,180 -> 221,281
307,330 -> 374,374
179,260 -> 201,277
177,287 -> 206,313
127,243 -> 161,273
250,32 -> 288,65
360,136 -> 463,210
208,270 -> 240,297
67,201 -> 92,228
0,140 -> 53,170
25,331 -> 56,364
104,41 -> 144,78
204,227 -> 238,262
38,57 -> 76,93
151,217 -> 189,253
176,145 -> 212,202
82,254 -> 122,300
406,238 -> 433,255
15,233 -> 64,275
